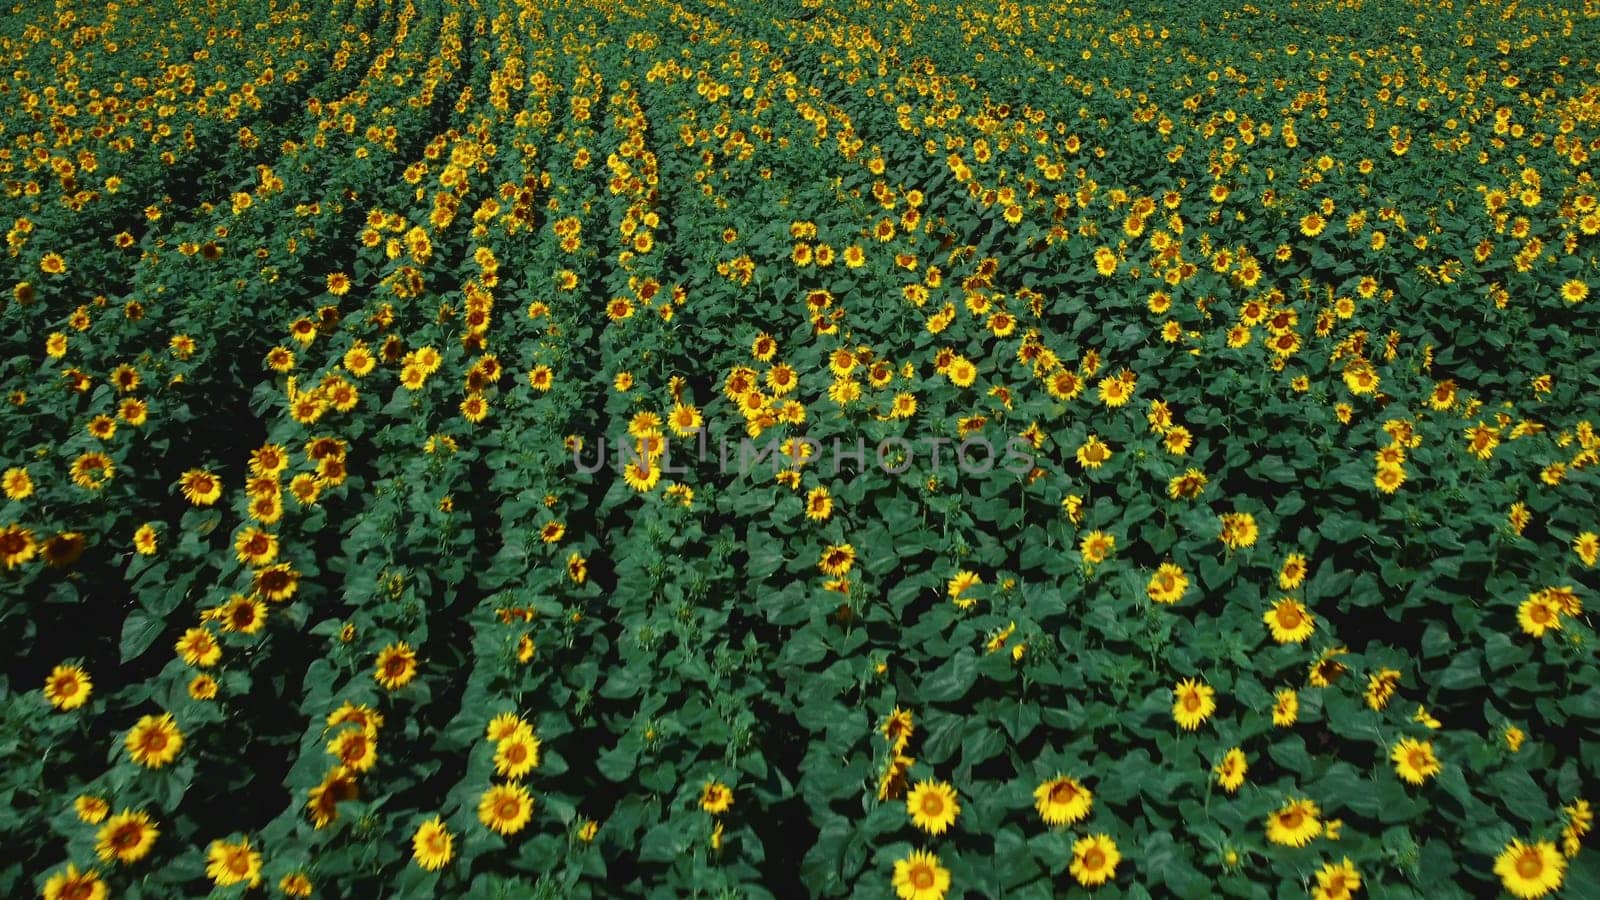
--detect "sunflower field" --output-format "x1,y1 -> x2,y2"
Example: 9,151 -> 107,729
3,0 -> 1600,896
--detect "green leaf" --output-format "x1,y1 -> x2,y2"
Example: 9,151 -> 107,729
119,610 -> 164,662
920,649 -> 979,704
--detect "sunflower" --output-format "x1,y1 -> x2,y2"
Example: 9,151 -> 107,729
878,752 -> 915,801
328,701 -> 385,734
306,767 -> 359,829
279,872 -> 314,897
1096,375 -> 1132,407
1495,839 -> 1565,898
1465,423 -> 1500,460
485,712 -> 527,742
460,393 -> 490,423
1214,748 -> 1248,793
1390,737 -> 1441,785
805,487 -> 833,521
1069,834 -> 1121,887
1075,434 -> 1112,469
344,342 -> 377,377
42,864 -> 106,900
1312,857 -> 1361,900
1279,553 -> 1308,589
819,543 -> 855,577
254,563 -> 301,601
1033,775 -> 1093,826
1146,563 -> 1188,604
75,795 -> 110,824
478,783 -> 535,836
1374,465 -> 1406,494
103,363 -> 142,393
266,346 -> 296,372
699,781 -> 733,814
125,712 -> 183,768
69,452 -> 113,490
118,398 -> 148,425
179,469 -> 223,505
1413,704 -> 1442,729
1565,799 -> 1594,850
1309,647 -> 1350,687
1,466 -> 31,500
622,459 -> 661,492
891,849 -> 950,900
217,594 -> 267,635
412,816 -> 455,871
189,674 -> 219,701
95,810 -> 159,864
1518,593 -> 1562,638
0,524 -> 36,569
206,837 -> 262,888
1365,669 -> 1401,711
526,364 -> 555,392
947,571 -> 982,607
1079,531 -> 1116,565
232,527 -> 278,566
1218,511 -> 1258,549
374,642 -> 418,690
1264,598 -> 1315,643
1047,369 -> 1084,401
328,727 -> 378,772
1577,532 -> 1600,567
1265,798 -> 1322,847
1172,678 -> 1216,730
881,706 -> 914,748
494,727 -> 541,779
44,664 -> 92,711
176,627 -> 221,667
1560,279 -> 1589,304
906,780 -> 959,835
668,403 -> 703,437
